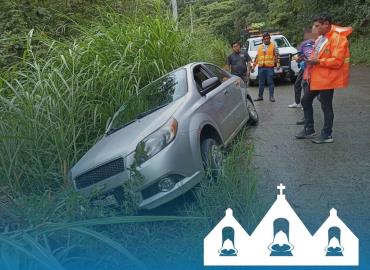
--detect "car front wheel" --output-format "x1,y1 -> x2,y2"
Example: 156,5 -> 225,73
200,138 -> 223,179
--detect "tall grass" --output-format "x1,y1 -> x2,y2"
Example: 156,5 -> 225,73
0,130 -> 260,270
0,11 -> 227,197
0,7 -> 259,270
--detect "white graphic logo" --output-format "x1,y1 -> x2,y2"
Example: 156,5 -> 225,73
204,184 -> 359,266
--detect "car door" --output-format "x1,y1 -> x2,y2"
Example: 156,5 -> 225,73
192,64 -> 236,141
204,64 -> 247,133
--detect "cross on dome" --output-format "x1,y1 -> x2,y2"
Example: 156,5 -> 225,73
277,183 -> 286,196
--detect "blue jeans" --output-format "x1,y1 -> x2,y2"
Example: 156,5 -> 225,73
258,67 -> 275,98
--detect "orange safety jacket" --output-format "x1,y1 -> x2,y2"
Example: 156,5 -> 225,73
305,24 -> 352,90
254,43 -> 278,68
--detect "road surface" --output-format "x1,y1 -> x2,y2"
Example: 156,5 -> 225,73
248,65 -> 370,268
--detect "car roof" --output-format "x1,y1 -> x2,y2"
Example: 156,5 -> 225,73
180,62 -> 218,70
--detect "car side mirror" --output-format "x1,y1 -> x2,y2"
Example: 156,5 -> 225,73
201,77 -> 220,95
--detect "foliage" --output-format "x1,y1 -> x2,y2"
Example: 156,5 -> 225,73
0,129 -> 260,270
349,36 -> 370,64
0,8 -> 225,198
188,0 -> 370,63
0,0 -> 170,71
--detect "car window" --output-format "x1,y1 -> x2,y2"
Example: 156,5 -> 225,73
109,69 -> 187,133
273,37 -> 290,48
193,65 -> 211,92
205,64 -> 230,82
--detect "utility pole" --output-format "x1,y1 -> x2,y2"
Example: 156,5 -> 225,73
171,0 -> 178,29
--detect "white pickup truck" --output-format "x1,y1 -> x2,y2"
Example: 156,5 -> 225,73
245,34 -> 300,86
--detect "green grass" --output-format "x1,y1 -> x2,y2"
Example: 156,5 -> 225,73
0,6 -> 259,270
0,128 -> 261,270
350,36 -> 370,65
0,10 -> 228,197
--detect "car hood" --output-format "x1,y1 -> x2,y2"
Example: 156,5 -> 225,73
71,99 -> 184,175
278,47 -> 297,55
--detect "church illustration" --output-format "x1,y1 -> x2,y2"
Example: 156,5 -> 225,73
204,184 -> 359,266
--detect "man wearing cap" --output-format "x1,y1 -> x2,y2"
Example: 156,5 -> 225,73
251,32 -> 280,102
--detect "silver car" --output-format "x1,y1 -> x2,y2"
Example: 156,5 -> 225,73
70,62 -> 258,209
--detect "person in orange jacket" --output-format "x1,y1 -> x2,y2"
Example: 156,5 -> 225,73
295,12 -> 352,144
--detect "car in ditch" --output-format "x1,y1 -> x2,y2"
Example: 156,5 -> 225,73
70,62 -> 258,209
246,34 -> 300,85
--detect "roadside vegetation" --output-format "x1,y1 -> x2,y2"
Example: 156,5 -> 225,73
1,0 -> 368,268
0,1 -> 260,269
185,0 -> 370,65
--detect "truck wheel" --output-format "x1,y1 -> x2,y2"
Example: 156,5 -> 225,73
201,138 -> 223,179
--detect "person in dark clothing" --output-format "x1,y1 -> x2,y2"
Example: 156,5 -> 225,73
288,31 -> 316,108
226,41 -> 252,83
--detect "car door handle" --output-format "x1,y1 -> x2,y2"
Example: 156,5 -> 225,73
224,89 -> 230,95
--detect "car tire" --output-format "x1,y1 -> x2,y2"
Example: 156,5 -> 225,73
246,96 -> 259,126
201,138 -> 223,180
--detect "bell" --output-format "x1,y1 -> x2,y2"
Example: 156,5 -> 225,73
268,230 -> 294,256
325,236 -> 344,256
219,238 -> 238,256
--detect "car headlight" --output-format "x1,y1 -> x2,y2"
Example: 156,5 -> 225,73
134,117 -> 178,165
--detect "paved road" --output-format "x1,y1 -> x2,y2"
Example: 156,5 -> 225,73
248,65 -> 370,268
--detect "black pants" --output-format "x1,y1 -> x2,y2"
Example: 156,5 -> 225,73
301,88 -> 334,136
294,69 -> 304,104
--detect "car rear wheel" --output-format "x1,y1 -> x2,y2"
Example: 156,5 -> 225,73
246,96 -> 259,125
201,138 -> 223,180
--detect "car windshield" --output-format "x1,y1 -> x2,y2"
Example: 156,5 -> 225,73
249,37 -> 290,51
108,69 -> 187,134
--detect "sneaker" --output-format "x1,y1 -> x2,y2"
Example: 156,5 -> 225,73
288,102 -> 301,108
296,117 -> 305,125
269,97 -> 276,102
254,96 -> 263,101
312,135 -> 334,144
295,129 -> 316,139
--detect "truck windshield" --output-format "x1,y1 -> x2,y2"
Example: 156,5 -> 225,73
108,69 -> 187,134
249,37 -> 291,51
249,39 -> 262,51
274,37 -> 290,48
